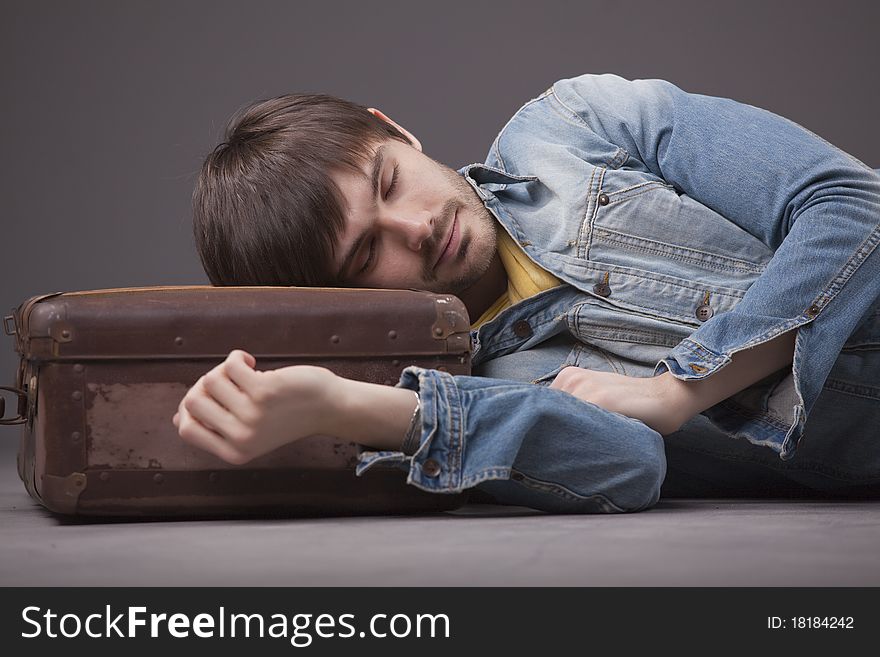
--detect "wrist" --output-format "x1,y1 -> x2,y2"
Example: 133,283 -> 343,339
328,376 -> 419,451
653,371 -> 701,431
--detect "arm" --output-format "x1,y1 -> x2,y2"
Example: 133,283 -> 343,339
550,328 -> 796,435
550,74 -> 880,455
173,350 -> 666,513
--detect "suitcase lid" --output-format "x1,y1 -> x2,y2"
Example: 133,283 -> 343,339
10,285 -> 471,361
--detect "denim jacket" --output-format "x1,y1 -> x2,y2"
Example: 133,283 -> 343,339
356,74 -> 880,512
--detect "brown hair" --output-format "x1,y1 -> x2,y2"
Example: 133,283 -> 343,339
192,94 -> 413,286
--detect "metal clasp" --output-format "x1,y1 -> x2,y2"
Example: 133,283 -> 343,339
3,315 -> 16,336
0,385 -> 27,425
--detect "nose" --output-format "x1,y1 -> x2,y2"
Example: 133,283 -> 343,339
383,209 -> 434,252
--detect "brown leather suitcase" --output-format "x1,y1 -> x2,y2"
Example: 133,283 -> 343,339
2,286 -> 472,517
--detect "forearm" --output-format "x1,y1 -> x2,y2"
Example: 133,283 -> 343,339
661,328 -> 797,425
329,377 -> 417,450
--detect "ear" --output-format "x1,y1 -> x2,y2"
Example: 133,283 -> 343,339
367,107 -> 423,152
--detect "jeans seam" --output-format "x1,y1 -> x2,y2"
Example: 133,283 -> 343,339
509,468 -> 628,512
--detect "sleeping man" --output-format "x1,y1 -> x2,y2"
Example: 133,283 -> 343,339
173,73 -> 880,512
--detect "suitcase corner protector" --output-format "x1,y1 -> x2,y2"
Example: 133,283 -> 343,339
40,472 -> 87,514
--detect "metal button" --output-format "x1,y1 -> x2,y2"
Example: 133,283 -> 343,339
695,304 -> 714,322
513,320 -> 533,338
598,193 -> 610,206
422,458 -> 441,478
593,283 -> 611,297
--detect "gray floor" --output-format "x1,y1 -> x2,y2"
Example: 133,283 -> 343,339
2,444 -> 879,586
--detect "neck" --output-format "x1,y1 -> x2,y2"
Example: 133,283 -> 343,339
457,249 -> 507,321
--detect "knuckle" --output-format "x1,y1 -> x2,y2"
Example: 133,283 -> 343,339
229,426 -> 255,445
239,407 -> 262,427
250,385 -> 273,405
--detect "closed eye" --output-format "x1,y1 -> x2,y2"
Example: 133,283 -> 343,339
358,237 -> 377,274
385,164 -> 399,200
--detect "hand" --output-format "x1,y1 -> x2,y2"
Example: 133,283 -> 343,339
549,367 -> 688,435
172,349 -> 338,465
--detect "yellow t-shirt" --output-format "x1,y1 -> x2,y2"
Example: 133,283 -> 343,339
471,230 -> 562,329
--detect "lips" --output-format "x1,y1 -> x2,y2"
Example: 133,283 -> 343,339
434,209 -> 459,269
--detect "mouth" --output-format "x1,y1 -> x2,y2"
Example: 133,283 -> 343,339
434,208 -> 459,270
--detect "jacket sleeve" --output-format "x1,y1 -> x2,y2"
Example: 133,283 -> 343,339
355,366 -> 666,514
550,73 -> 880,458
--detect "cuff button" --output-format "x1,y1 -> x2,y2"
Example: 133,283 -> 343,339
422,458 -> 442,477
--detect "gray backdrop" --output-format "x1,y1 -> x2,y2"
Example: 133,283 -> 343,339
2,0 -> 878,459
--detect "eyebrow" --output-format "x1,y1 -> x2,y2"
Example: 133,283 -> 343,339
337,144 -> 386,280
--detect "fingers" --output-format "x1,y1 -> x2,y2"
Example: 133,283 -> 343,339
184,385 -> 244,437
175,395 -> 248,465
202,368 -> 252,419
549,366 -> 578,390
224,349 -> 262,393
170,348 -> 260,465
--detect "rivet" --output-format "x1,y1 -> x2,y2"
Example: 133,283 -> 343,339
598,193 -> 610,206
174,337 -> 184,346
71,431 -> 81,443
387,330 -> 397,340
330,335 -> 340,344
433,327 -> 443,336
153,473 -> 164,484
71,390 -> 82,401
74,479 -> 83,487
73,364 -> 84,374
99,472 -> 110,482
807,304 -> 820,317
61,329 -> 70,339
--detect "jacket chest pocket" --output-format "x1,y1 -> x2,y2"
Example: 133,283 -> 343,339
582,167 -> 774,288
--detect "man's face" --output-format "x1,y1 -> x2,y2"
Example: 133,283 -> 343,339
329,137 -> 498,296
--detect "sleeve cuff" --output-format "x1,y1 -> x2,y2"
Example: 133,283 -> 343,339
354,366 -> 467,493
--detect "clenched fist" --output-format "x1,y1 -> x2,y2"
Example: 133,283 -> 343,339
172,349 -> 338,465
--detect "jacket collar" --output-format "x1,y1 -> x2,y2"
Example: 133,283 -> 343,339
457,163 -> 539,201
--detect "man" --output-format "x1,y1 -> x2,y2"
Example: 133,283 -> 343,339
174,74 -> 880,513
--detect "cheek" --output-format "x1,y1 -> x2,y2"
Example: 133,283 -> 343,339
371,252 -> 424,286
